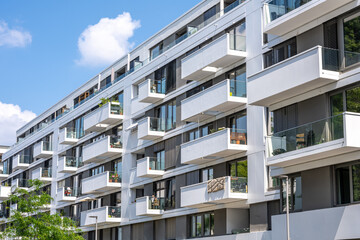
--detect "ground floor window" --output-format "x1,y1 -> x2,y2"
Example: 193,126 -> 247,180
281,175 -> 302,212
190,212 -> 214,238
336,161 -> 360,205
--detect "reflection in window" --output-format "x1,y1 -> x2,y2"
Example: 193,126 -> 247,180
344,14 -> 360,67
191,212 -> 214,237
336,162 -> 360,204
281,175 -> 302,212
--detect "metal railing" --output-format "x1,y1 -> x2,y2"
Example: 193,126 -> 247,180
19,155 -> 31,164
267,113 -> 344,157
65,127 -> 84,139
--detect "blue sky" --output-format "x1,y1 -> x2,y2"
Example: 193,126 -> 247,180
0,0 -> 200,145
0,0 -> 200,115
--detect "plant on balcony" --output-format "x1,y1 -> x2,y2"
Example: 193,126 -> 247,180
1,179 -> 83,239
272,148 -> 286,156
109,173 -> 120,183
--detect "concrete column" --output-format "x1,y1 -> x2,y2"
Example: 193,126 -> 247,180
220,0 -> 225,16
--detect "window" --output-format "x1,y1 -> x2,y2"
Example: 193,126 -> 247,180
229,159 -> 247,178
100,75 -> 111,89
228,22 -> 246,51
112,159 -> 122,180
335,162 -> 360,205
330,86 -> 360,115
281,175 -> 302,212
344,13 -> 360,67
190,212 -> 214,238
154,60 -> 176,94
186,80 -> 212,98
187,123 -> 214,142
228,65 -> 246,97
150,42 -> 163,60
201,168 -> 214,182
263,38 -> 297,68
203,6 -> 216,23
155,99 -> 176,131
153,178 -> 175,210
74,116 -> 84,139
154,150 -> 165,170
91,165 -> 104,176
268,167 -> 281,190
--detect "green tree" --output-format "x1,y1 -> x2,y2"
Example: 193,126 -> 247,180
0,179 -> 83,240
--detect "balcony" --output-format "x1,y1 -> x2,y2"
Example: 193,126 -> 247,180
59,127 -> 83,145
248,46 -> 340,107
84,102 -> 123,132
181,128 -> 247,165
33,141 -> 53,159
0,165 -> 9,181
137,117 -> 165,140
0,186 -> 11,200
137,157 -> 165,178
31,167 -> 52,182
138,79 -> 166,103
57,187 -> 79,202
58,156 -> 84,173
181,176 -> 248,208
181,79 -> 247,122
11,179 -> 29,192
181,33 -> 246,81
82,135 -> 123,164
267,112 -> 360,171
12,154 -> 30,171
82,171 -> 121,195
136,196 -> 164,216
263,0 -> 354,36
80,206 -> 121,227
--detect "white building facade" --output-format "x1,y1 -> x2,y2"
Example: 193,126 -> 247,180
1,0 -> 360,239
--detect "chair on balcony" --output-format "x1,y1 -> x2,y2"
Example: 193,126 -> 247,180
230,132 -> 247,145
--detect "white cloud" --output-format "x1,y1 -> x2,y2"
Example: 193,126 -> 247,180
0,102 -> 36,146
76,12 -> 140,67
0,21 -> 32,48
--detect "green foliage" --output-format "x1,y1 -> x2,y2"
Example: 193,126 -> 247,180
98,97 -> 119,108
1,179 -> 83,240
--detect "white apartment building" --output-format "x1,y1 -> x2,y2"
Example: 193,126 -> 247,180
1,0 -> 360,239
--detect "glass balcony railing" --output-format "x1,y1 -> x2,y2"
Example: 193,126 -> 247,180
149,157 -> 165,171
149,117 -> 166,132
230,176 -> 248,193
66,128 -> 84,139
65,157 -> 84,168
110,103 -> 123,115
267,113 -> 344,157
150,79 -> 166,94
229,80 -> 247,98
148,197 -> 165,210
109,136 -> 123,149
151,0 -> 247,61
63,187 -> 80,197
42,141 -> 52,151
18,179 -> 29,188
13,1 -> 248,147
108,206 -> 121,218
229,128 -> 247,145
41,168 -> 52,178
108,171 -> 121,183
265,0 -> 312,23
229,34 -> 246,51
19,155 -> 31,164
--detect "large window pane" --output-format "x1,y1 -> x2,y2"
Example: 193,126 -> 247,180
352,164 -> 360,202
330,93 -> 344,116
336,166 -> 350,204
204,213 -> 210,236
196,215 -> 202,237
293,176 -> 302,211
346,87 -> 360,113
344,15 -> 360,67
